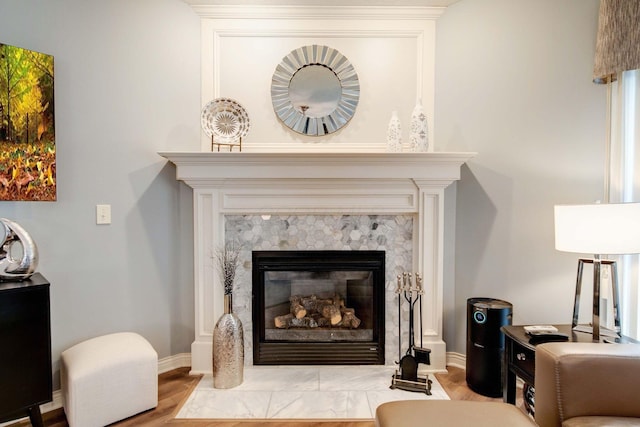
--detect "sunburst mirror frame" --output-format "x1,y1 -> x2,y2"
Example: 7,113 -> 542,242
271,45 -> 360,136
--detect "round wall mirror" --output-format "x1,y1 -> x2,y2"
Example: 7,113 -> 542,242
271,45 -> 360,136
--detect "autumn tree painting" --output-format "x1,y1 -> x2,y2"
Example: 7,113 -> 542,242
0,43 -> 55,201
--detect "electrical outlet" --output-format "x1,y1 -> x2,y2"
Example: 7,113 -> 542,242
96,204 -> 111,225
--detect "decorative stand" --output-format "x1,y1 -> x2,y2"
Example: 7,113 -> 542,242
390,272 -> 432,395
211,136 -> 242,152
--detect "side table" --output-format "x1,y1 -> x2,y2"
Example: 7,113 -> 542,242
501,324 -> 636,407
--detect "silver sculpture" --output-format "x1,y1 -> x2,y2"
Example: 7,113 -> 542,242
0,218 -> 39,280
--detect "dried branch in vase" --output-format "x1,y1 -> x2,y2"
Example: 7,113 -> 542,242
216,244 -> 240,295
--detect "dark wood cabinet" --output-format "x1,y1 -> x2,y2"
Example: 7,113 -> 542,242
502,324 -> 638,406
0,273 -> 52,427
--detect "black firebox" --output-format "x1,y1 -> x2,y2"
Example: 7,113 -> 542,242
252,250 -> 385,365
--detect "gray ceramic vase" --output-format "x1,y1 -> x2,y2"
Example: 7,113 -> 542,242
213,294 -> 244,388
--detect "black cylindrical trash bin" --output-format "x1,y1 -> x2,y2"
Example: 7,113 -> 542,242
466,297 -> 512,397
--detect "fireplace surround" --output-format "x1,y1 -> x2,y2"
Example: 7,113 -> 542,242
225,213 -> 412,365
160,152 -> 474,373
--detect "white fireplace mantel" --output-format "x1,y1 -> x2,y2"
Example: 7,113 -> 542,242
161,151 -> 475,373
160,151 -> 473,181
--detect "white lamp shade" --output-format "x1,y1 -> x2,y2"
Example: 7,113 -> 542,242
554,203 -> 640,255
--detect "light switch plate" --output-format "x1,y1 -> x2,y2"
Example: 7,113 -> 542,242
96,204 -> 111,224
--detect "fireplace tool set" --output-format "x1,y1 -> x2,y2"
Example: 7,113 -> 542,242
390,272 -> 432,395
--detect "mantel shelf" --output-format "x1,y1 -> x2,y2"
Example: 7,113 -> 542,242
159,151 -> 476,183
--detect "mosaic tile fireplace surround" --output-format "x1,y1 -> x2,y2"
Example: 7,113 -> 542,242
161,152 -> 473,374
229,215 -> 408,365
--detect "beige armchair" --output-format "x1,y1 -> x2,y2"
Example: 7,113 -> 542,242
375,342 -> 640,427
535,342 -> 640,427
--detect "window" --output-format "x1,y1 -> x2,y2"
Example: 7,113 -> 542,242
609,69 -> 640,339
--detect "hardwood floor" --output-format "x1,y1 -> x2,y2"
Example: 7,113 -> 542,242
9,366 -> 522,427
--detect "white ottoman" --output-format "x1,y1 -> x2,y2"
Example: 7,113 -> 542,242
61,332 -> 158,427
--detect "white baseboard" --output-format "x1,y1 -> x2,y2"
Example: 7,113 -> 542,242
446,351 -> 466,370
158,352 -> 191,373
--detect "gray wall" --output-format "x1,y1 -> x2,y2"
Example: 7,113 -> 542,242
0,0 -> 200,387
0,0 -> 607,382
437,0 -> 605,353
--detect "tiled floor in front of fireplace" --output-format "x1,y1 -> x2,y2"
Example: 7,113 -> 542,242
175,365 -> 449,420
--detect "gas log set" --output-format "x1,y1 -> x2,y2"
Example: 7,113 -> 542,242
274,294 -> 362,329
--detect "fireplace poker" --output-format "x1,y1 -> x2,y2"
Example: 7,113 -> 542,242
396,275 -> 402,365
412,273 -> 430,366
417,273 -> 423,348
406,273 -> 419,355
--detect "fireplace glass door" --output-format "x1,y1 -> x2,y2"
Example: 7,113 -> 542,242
252,250 -> 385,365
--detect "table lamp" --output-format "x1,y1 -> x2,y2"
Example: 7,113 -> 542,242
554,202 -> 640,341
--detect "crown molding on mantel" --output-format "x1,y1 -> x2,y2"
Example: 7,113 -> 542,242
159,152 -> 476,185
183,4 -> 447,20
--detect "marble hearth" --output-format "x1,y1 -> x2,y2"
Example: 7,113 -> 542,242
161,152 -> 474,374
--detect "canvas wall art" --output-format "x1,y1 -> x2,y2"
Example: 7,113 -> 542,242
0,42 -> 55,201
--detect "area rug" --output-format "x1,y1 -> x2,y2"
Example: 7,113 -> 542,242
175,365 -> 449,420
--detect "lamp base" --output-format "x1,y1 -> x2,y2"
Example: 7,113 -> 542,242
572,258 -> 621,341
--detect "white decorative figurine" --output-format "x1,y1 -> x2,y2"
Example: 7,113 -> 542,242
409,99 -> 429,152
387,111 -> 403,152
